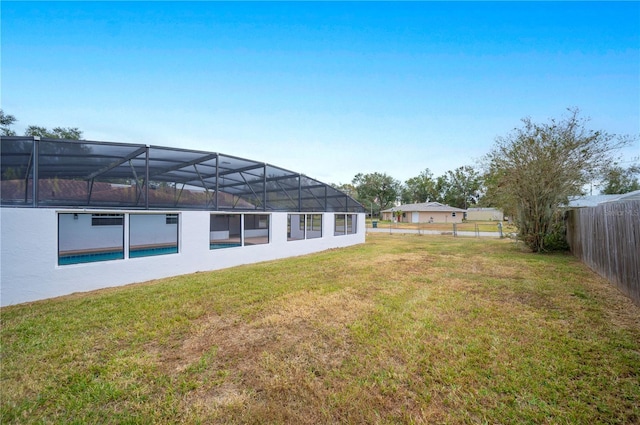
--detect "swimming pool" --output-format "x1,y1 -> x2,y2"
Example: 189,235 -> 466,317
210,242 -> 242,249
59,245 -> 178,265
58,251 -> 124,265
129,246 -> 178,258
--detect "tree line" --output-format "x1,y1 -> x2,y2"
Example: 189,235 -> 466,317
336,160 -> 639,217
334,165 -> 483,215
335,109 -> 638,252
1,110 -> 83,140
2,108 -> 638,252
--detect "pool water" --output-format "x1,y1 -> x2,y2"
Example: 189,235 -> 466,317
210,242 -> 242,249
129,246 -> 178,258
58,251 -> 124,265
59,246 -> 178,265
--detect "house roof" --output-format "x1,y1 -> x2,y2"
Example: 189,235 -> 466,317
466,207 -> 502,212
381,202 -> 466,213
567,190 -> 640,208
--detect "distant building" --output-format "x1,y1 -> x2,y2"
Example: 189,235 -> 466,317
381,202 -> 466,223
567,190 -> 640,208
466,207 -> 504,221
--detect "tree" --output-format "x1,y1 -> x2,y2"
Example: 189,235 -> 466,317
483,108 -> 630,252
25,125 -> 83,140
402,166 -> 484,208
1,109 -> 17,136
0,111 -> 83,140
352,172 -> 401,215
331,182 -> 357,199
598,163 -> 640,194
439,165 -> 482,209
403,168 -> 438,203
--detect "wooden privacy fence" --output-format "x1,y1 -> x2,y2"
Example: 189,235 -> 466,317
566,200 -> 640,306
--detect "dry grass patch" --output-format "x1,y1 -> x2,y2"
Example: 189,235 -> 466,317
145,287 -> 376,422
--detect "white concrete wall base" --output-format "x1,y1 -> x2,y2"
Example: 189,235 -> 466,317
0,208 -> 365,306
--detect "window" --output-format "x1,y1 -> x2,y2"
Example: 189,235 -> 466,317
210,214 -> 270,248
129,214 -> 179,258
335,214 -> 357,236
334,214 -> 346,236
59,213 -> 124,265
288,213 -> 322,241
91,213 -> 124,226
452,212 -> 456,217
307,214 -> 322,239
347,214 -> 357,234
288,214 -> 305,241
210,214 -> 241,249
244,214 -> 270,246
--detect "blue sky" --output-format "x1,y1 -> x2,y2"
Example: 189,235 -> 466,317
2,1 -> 639,185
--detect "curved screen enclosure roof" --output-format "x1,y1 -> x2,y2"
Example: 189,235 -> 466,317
1,136 -> 364,212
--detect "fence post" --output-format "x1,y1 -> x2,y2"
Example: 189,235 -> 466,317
475,223 -> 479,238
453,223 -> 457,237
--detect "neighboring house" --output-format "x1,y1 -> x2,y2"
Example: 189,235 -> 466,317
567,190 -> 640,208
381,202 -> 466,223
466,207 -> 504,221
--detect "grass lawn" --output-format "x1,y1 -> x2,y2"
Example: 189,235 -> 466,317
1,234 -> 639,424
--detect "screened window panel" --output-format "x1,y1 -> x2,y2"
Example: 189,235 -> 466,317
0,138 -> 34,205
58,212 -> 124,265
129,214 -> 179,258
210,214 -> 242,249
288,214 -> 305,241
327,196 -> 348,212
300,196 -> 325,211
307,214 -> 322,239
244,214 -> 270,246
347,214 -> 358,234
334,214 -> 346,236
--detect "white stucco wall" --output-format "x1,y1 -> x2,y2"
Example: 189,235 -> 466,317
0,208 -> 365,306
